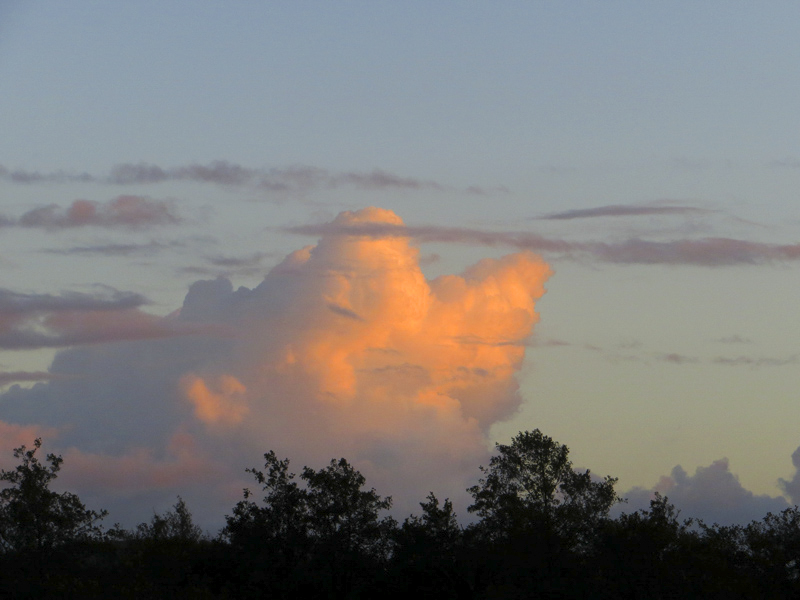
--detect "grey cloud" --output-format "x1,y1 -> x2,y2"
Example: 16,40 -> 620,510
715,335 -> 752,344
172,162 -> 258,186
538,204 -> 710,220
4,160 -> 491,194
656,353 -> 699,365
41,242 -> 172,257
334,169 -> 443,191
108,163 -> 169,184
206,252 -> 272,268
711,355 -> 798,367
0,371 -> 60,385
107,161 -> 444,192
0,165 -> 94,184
621,458 -> 789,525
778,446 -> 800,504
591,238 -> 800,266
0,288 -> 148,314
326,303 -> 364,321
767,158 -> 800,169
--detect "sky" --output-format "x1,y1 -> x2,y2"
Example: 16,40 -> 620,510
1,2 -> 799,530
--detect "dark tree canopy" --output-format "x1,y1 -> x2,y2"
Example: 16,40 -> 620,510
1,432 -> 799,599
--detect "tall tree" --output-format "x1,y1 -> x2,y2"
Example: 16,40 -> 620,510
467,429 -> 620,549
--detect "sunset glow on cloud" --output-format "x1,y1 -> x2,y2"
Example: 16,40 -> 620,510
0,207 -> 551,521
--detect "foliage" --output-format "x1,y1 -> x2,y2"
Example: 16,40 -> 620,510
467,429 -> 620,549
0,438 -> 106,554
224,452 -> 395,598
2,432 -> 800,598
135,496 -> 203,542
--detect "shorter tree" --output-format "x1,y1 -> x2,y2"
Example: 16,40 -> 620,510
0,438 -> 106,554
135,496 -> 203,542
224,452 -> 396,597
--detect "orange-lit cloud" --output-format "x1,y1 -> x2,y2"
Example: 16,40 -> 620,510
171,207 -> 551,509
0,207 -> 551,522
181,374 -> 248,426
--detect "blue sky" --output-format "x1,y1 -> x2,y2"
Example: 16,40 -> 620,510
1,2 -> 799,528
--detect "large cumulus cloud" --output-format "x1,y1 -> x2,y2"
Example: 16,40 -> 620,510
0,207 -> 551,526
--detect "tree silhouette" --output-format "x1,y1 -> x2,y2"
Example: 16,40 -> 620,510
467,429 -> 620,549
224,452 -> 395,598
0,438 -> 106,554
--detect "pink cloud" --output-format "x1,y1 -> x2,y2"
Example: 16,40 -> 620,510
15,196 -> 179,229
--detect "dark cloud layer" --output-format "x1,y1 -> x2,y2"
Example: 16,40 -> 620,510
0,371 -> 58,385
0,287 -> 212,350
0,288 -> 147,314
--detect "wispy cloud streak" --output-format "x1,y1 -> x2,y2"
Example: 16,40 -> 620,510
111,161 -> 447,192
284,219 -> 800,267
41,241 -> 172,256
538,204 -> 710,220
0,196 -> 179,230
2,161 -> 493,194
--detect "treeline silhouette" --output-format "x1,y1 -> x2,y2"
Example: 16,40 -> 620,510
1,430 -> 799,598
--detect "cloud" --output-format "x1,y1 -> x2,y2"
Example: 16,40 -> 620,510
0,371 -> 61,385
767,157 -> 800,169
0,207 -> 551,525
0,164 -> 93,184
3,160 -> 494,195
590,238 -> 800,266
177,252 -> 275,278
0,196 -> 179,230
538,204 -> 710,220
284,220 -> 800,266
656,353 -> 699,365
778,446 -> 800,504
41,241 -> 172,257
0,288 -> 147,314
715,335 -> 752,344
0,287 -> 215,350
621,458 -> 789,525
114,161 -> 448,192
711,355 -> 798,367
